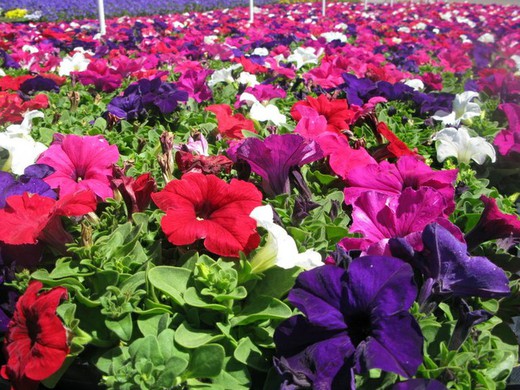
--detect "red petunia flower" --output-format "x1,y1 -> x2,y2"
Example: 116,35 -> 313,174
206,104 -> 256,139
1,281 -> 69,390
372,122 -> 422,161
0,92 -> 49,125
0,191 -> 97,251
112,169 -> 157,216
152,173 -> 263,257
291,94 -> 356,133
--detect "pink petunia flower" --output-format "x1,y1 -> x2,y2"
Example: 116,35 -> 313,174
37,134 -> 119,200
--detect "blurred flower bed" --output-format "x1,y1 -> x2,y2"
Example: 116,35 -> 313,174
0,0 -> 282,21
0,1 -> 520,389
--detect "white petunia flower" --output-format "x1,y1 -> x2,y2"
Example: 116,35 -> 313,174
404,79 -> 425,91
237,71 -> 259,87
58,51 -> 91,76
0,110 -> 47,174
249,205 -> 322,273
432,91 -> 481,126
250,102 -> 286,126
320,32 -> 348,43
251,47 -> 269,56
433,126 -> 496,165
207,64 -> 242,87
478,33 -> 495,43
287,47 -> 319,69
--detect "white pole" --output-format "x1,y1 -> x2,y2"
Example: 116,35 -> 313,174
322,0 -> 326,16
97,0 -> 106,35
249,0 -> 254,23
364,0 -> 368,10
390,0 -> 394,6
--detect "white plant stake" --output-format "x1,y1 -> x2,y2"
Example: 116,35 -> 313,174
249,0 -> 254,23
97,0 -> 106,36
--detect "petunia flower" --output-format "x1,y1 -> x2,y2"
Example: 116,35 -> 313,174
240,94 -> 286,126
58,50 -> 91,76
274,257 -> 423,389
431,91 -> 481,126
112,169 -> 156,216
291,94 -> 356,133
249,205 -> 322,273
1,281 -> 69,390
176,69 -> 212,103
232,134 -> 323,196
207,64 -> 242,87
465,196 -> 520,251
37,134 -> 120,200
206,104 -> 256,139
0,190 -> 96,251
344,156 -> 458,215
494,103 -> 520,156
433,126 -> 496,165
151,173 -> 263,258
0,164 -> 56,208
0,110 -> 47,175
390,223 -> 510,302
287,47 -> 320,69
341,188 -> 463,256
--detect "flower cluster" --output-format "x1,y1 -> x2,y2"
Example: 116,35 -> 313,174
0,1 -> 518,389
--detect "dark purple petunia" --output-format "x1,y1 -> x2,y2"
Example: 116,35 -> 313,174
390,223 -> 510,303
340,73 -> 377,106
106,94 -> 146,122
19,76 -> 59,95
274,257 -> 423,389
0,164 -> 56,208
232,134 -> 323,196
142,81 -> 189,115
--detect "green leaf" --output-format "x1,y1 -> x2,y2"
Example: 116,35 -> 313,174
129,335 -> 163,366
147,266 -> 191,306
137,313 -> 171,337
234,337 -> 270,372
211,357 -> 251,390
175,322 -> 225,349
250,267 -> 301,300
231,296 -> 292,326
105,313 -> 133,341
184,344 -> 225,379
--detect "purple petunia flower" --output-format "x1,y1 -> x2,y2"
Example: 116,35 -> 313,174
390,223 -> 510,303
274,257 -> 423,389
231,134 -> 323,196
392,379 -> 447,390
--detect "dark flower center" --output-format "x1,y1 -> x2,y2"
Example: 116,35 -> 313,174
196,201 -> 214,220
26,315 -> 40,346
346,312 -> 373,347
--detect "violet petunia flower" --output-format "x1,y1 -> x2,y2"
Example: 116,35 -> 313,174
274,257 -> 423,389
232,134 -> 323,196
390,223 -> 510,303
465,196 -> 520,251
37,134 -> 119,200
392,379 -> 447,390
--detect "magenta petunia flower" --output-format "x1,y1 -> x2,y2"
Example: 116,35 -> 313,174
341,188 -> 464,256
344,156 -> 458,216
37,134 -> 119,200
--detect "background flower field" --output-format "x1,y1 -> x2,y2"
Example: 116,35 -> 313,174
0,0 -> 519,389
